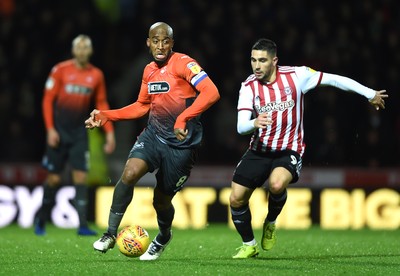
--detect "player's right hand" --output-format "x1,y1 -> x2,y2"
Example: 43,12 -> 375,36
85,109 -> 102,129
254,113 -> 273,129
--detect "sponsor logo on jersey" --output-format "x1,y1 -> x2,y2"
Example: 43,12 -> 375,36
187,62 -> 202,74
65,84 -> 92,95
148,81 -> 170,94
255,99 -> 295,113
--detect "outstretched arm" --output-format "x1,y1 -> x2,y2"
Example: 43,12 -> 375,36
85,82 -> 151,129
320,73 -> 388,110
84,100 -> 150,129
368,90 -> 387,110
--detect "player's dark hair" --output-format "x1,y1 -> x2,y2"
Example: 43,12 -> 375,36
252,39 -> 277,56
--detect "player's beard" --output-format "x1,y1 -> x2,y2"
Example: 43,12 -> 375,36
257,65 -> 274,83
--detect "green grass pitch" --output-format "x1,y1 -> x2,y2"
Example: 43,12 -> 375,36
1,224 -> 399,275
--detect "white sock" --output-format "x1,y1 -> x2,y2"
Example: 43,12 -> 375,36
243,239 -> 257,246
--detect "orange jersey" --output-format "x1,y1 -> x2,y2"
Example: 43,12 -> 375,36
101,52 -> 219,147
42,60 -> 113,133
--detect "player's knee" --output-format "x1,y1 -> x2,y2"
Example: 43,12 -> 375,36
268,180 -> 286,194
229,193 -> 247,208
269,169 -> 291,194
121,167 -> 139,184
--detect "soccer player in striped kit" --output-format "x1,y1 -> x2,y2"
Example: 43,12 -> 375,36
230,38 -> 388,258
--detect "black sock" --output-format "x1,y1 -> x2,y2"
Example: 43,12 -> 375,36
230,204 -> 254,242
74,185 -> 89,228
35,182 -> 58,224
266,189 -> 287,223
155,206 -> 174,245
107,179 -> 134,236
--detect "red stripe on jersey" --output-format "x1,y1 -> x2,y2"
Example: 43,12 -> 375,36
317,72 -> 323,85
299,92 -> 305,156
265,83 -> 277,152
249,81 -> 256,111
285,73 -> 302,154
274,75 -> 288,151
279,66 -> 296,73
243,66 -> 313,156
255,81 -> 266,152
247,67 -> 306,156
243,74 -> 257,85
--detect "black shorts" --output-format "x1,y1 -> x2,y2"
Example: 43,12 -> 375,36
232,149 -> 302,189
42,129 -> 89,173
128,128 -> 198,196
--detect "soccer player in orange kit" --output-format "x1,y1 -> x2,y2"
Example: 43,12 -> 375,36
35,34 -> 116,236
86,22 -> 220,260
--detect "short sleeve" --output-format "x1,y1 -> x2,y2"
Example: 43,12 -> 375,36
295,66 -> 323,94
237,83 -> 254,111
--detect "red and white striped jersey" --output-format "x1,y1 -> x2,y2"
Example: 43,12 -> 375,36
237,66 -> 323,156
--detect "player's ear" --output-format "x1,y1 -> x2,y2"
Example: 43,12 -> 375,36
146,38 -> 150,47
273,56 -> 278,66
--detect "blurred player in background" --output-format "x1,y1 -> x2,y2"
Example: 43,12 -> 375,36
35,34 -> 116,236
230,38 -> 388,258
86,22 -> 219,260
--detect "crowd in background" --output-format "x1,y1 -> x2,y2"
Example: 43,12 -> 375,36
1,0 -> 399,169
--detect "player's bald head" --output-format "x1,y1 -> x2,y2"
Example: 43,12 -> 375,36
72,34 -> 92,49
71,34 -> 93,66
148,22 -> 173,39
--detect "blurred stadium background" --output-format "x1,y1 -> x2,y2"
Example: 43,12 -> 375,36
0,0 -> 399,229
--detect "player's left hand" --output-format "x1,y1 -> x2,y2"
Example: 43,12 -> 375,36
369,90 -> 388,110
174,128 -> 188,141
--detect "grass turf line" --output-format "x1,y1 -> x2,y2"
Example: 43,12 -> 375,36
0,224 -> 399,275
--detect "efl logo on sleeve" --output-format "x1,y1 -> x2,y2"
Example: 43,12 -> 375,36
187,62 -> 202,74
306,67 -> 316,73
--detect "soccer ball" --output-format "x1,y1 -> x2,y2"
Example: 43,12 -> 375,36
116,225 -> 150,257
